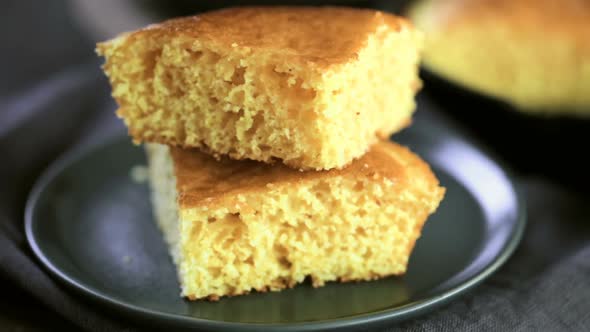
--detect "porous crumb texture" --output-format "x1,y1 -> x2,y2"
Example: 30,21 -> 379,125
146,142 -> 444,300
98,7 -> 423,170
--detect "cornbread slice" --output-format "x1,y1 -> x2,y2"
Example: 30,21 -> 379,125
407,0 -> 590,114
98,7 -> 424,170
146,140 -> 444,300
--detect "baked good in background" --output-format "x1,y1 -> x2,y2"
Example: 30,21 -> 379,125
407,0 -> 590,115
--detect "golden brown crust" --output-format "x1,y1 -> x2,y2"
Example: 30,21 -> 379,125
170,140 -> 440,209
185,281 -> 290,301
99,6 -> 413,68
185,272 -> 406,301
338,272 -> 402,284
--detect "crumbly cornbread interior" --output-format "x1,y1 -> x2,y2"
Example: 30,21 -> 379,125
146,141 -> 444,300
98,7 -> 423,169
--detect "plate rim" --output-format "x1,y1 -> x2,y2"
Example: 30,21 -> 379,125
25,136 -> 527,331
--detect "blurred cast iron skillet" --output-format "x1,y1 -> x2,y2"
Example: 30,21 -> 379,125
420,68 -> 590,194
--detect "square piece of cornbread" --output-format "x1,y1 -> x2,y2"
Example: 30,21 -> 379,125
146,140 -> 444,300
98,7 -> 423,170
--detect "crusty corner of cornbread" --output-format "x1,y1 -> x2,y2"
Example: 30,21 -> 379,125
146,141 -> 444,300
98,7 -> 423,170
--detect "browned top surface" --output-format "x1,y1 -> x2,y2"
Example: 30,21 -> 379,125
411,0 -> 590,38
172,140 -> 439,208
108,6 -> 412,67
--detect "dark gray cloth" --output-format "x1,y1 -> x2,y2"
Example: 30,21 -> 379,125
1,1 -> 590,331
0,66 -> 135,332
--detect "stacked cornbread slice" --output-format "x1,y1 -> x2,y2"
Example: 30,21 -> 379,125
98,6 -> 445,301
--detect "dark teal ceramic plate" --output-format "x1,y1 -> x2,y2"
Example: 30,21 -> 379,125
25,107 -> 525,331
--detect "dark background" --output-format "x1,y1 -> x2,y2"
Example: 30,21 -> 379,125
1,0 -> 589,331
